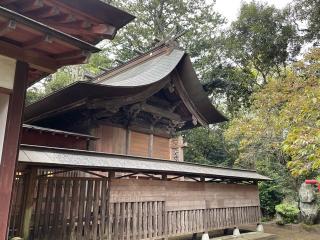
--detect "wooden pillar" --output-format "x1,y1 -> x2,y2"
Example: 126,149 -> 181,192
148,133 -> 153,157
20,168 -> 37,239
106,171 -> 115,240
170,136 -> 186,161
0,59 -> 28,239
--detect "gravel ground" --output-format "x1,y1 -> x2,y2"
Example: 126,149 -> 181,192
242,222 -> 320,240
169,223 -> 320,239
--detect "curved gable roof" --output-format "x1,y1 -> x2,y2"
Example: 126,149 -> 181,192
96,49 -> 185,87
25,44 -> 227,127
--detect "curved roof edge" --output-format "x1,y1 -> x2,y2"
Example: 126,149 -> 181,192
175,54 -> 227,125
25,44 -> 227,127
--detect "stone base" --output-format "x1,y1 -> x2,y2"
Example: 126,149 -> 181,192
212,232 -> 276,240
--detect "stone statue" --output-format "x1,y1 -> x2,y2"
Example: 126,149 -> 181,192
299,183 -> 319,224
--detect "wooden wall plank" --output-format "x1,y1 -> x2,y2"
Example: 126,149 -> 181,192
153,135 -> 170,160
10,175 -> 262,239
126,202 -> 131,240
61,179 -> 71,240
129,131 -> 150,158
92,180 -> 100,240
132,202 -> 137,240
138,202 -> 142,240
77,180 -> 86,239
84,180 -> 93,239
110,179 -> 260,209
100,179 -> 107,239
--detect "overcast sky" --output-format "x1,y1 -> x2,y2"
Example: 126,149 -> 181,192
214,0 -> 293,22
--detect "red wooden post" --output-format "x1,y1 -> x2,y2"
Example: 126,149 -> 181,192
0,61 -> 28,239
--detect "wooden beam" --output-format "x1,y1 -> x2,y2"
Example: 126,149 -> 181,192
0,20 -> 16,36
37,169 -> 72,177
19,0 -> 45,13
0,39 -> 58,73
167,175 -> 182,181
54,49 -> 89,61
0,61 -> 28,239
0,0 -> 18,5
55,13 -> 77,24
80,170 -> 108,179
0,86 -> 12,94
35,20 -> 115,38
147,96 -> 172,109
133,103 -> 182,122
116,173 -> 138,179
57,55 -> 89,67
37,6 -> 60,18
23,34 -> 53,49
25,98 -> 87,123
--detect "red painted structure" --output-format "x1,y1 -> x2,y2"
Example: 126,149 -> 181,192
305,180 -> 320,191
0,1 -> 133,238
21,125 -> 98,150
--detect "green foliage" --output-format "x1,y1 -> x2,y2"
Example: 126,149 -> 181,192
204,0 -> 300,115
259,182 -> 284,217
224,49 -> 320,217
275,203 -> 300,224
225,48 -> 320,177
291,0 -> 320,44
25,87 -> 45,105
203,66 -> 257,116
225,1 -> 298,84
183,126 -> 233,167
44,69 -> 73,94
105,0 -> 225,78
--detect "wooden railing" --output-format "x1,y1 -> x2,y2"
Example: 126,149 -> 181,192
9,174 -> 261,240
108,201 -> 165,240
108,205 -> 260,240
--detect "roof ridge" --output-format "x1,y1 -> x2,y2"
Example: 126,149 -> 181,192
93,44 -> 170,82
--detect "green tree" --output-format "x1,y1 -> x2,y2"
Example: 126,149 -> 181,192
225,48 -> 320,178
225,1 -> 298,84
25,86 -> 45,105
291,0 -> 320,44
103,0 -> 225,77
27,0 -> 226,104
183,126 -> 233,166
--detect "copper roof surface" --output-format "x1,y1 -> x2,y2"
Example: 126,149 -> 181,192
19,145 -> 271,181
25,44 -> 227,126
96,49 -> 185,87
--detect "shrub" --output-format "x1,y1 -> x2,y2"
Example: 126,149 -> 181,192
259,182 -> 284,218
275,203 -> 300,224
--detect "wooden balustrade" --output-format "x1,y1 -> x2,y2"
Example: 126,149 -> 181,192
9,172 -> 261,240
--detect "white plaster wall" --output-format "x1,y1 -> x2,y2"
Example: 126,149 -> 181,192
0,55 -> 16,90
0,54 -> 16,163
0,94 -> 9,163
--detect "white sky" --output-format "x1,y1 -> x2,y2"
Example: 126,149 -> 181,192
214,0 -> 293,22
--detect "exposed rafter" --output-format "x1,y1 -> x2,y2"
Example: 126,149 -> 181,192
0,19 -> 15,36
0,0 -> 129,43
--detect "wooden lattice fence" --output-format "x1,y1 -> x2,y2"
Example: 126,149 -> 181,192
9,170 -> 261,240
